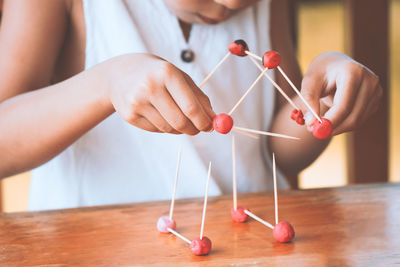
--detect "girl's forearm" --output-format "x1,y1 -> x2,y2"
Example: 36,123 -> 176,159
269,96 -> 330,178
0,65 -> 114,178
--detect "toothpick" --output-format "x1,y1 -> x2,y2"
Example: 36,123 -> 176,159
199,52 -> 230,88
272,153 -> 278,225
169,146 -> 182,220
229,68 -> 268,116
245,51 -> 262,61
248,56 -> 299,110
200,162 -> 211,240
232,135 -> 237,211
244,210 -> 274,229
232,128 -> 259,140
167,228 -> 191,244
277,66 -> 322,123
233,126 -> 300,140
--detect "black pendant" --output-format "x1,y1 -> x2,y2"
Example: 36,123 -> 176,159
181,49 -> 195,63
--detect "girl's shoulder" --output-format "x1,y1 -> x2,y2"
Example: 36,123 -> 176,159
0,0 -> 83,99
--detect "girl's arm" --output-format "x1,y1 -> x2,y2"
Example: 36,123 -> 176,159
0,0 -> 115,177
0,0 -> 79,177
0,0 -> 214,178
269,0 -> 328,182
0,66 -> 114,178
269,0 -> 381,182
0,0 -> 71,100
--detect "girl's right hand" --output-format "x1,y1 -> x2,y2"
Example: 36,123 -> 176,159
104,54 -> 215,135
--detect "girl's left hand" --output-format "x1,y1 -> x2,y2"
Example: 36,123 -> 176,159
300,51 -> 382,136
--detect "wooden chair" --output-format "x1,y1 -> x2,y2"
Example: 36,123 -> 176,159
343,0 -> 389,183
0,0 -> 2,212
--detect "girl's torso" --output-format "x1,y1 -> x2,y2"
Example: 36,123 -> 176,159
30,0 -> 289,211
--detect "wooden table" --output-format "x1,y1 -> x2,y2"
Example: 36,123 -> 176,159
1,183 -> 399,266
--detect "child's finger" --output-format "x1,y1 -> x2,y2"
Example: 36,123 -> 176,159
140,105 -> 182,134
149,86 -> 200,135
358,90 -> 381,124
182,73 -> 216,120
358,91 -> 381,125
367,83 -> 383,115
321,73 -> 361,130
332,82 -> 381,135
329,79 -> 371,135
299,75 -> 324,126
128,116 -> 161,133
163,64 -> 213,132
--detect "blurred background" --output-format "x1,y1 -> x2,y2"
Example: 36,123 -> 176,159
1,0 -> 399,212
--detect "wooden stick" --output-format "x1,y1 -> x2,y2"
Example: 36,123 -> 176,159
232,128 -> 259,140
229,68 -> 268,116
273,153 -> 278,225
167,228 -> 191,244
244,210 -> 274,229
169,146 -> 182,220
233,126 -> 300,140
200,162 -> 211,240
232,135 -> 237,211
245,51 -> 262,61
248,56 -> 299,110
199,52 -> 230,88
277,66 -> 322,123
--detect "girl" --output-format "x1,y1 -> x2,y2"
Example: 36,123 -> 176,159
0,0 -> 381,210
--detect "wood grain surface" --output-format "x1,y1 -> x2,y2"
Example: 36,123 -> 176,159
1,183 -> 400,266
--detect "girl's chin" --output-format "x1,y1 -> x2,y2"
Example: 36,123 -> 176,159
196,14 -> 222,25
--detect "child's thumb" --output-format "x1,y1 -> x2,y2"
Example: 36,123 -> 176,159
299,75 -> 324,127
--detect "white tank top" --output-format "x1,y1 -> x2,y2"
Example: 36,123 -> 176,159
29,0 -> 289,211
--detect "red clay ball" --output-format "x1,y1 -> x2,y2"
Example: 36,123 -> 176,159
228,39 -> 249,57
290,109 -> 298,121
190,236 -> 212,256
290,109 -> 305,125
231,206 -> 249,223
312,118 -> 332,139
262,51 -> 281,69
213,113 -> 234,134
273,221 -> 295,243
156,216 -> 176,233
